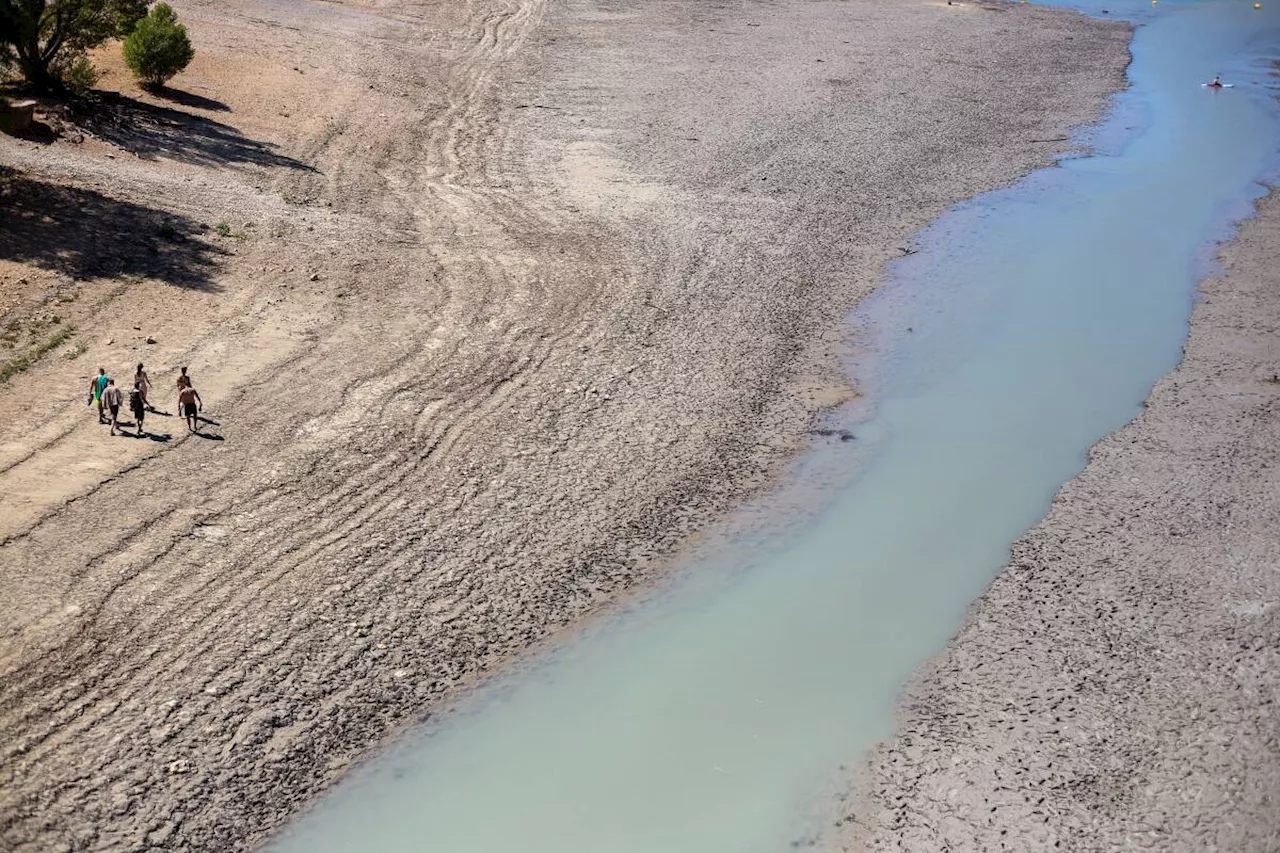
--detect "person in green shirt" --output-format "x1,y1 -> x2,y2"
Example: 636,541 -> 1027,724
87,368 -> 110,424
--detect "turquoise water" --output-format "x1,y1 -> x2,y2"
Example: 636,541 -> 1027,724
271,2 -> 1280,851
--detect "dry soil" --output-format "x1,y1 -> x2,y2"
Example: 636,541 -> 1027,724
0,0 -> 1129,850
840,190 -> 1280,852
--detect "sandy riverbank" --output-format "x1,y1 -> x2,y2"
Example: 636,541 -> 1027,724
1,0 -> 1128,849
839,189 -> 1280,850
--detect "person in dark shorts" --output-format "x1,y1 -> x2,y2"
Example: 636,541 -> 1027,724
102,378 -> 124,436
130,381 -> 147,437
179,384 -> 202,433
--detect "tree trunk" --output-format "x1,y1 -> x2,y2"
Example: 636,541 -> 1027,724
14,27 -> 56,92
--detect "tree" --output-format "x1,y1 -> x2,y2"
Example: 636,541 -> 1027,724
121,2 -> 190,88
111,0 -> 143,36
0,0 -> 138,91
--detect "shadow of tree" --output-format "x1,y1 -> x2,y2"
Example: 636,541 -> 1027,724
0,166 -> 226,289
1,119 -> 57,144
150,86 -> 231,113
72,92 -> 314,171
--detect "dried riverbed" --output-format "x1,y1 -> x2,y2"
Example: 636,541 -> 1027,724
841,190 -> 1280,852
1,0 -> 1128,850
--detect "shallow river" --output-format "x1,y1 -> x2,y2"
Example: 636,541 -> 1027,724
272,1 -> 1280,850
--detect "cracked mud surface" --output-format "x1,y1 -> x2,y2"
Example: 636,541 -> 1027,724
840,191 -> 1280,852
1,0 -> 1127,849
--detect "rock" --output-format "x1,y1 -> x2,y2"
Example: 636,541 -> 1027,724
146,337 -> 157,345
309,273 -> 320,281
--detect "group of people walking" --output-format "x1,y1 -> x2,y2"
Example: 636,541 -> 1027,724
88,363 -> 203,437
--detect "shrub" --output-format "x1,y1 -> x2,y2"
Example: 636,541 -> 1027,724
122,2 -> 192,88
51,51 -> 99,93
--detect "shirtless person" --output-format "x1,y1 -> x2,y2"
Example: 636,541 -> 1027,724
134,363 -> 152,411
102,378 -> 124,436
179,384 -> 202,433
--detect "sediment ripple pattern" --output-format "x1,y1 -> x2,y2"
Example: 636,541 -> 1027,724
0,0 -> 1130,849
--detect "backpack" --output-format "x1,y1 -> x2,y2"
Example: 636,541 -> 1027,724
129,389 -> 143,411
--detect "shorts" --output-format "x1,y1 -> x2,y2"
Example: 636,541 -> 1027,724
131,405 -> 145,420
108,404 -> 119,418
183,403 -> 198,418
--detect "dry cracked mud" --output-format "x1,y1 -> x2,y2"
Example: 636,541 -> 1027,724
1,0 -> 1129,849
840,190 -> 1280,852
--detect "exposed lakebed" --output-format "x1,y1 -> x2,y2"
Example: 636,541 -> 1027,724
270,1 -> 1280,850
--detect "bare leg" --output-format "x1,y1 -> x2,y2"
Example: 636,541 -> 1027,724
110,409 -> 118,436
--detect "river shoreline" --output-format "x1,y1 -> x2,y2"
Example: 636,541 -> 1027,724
1,1 -> 1130,850
839,186 -> 1280,850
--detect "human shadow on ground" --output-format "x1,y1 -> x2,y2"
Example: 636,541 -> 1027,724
0,166 -> 225,289
193,431 -> 224,441
115,421 -> 173,442
73,92 -> 313,171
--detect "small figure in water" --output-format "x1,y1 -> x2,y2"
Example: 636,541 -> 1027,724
1208,74 -> 1223,88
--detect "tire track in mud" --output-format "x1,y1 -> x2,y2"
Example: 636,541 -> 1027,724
0,0 -> 1133,849
0,0 -> 654,848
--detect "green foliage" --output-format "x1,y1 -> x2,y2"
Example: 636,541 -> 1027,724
51,49 -> 96,91
213,220 -> 230,237
0,325 -> 74,383
112,0 -> 144,36
0,0 -> 141,91
122,2 -> 190,88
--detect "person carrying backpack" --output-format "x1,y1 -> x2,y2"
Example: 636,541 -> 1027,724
130,382 -> 147,437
